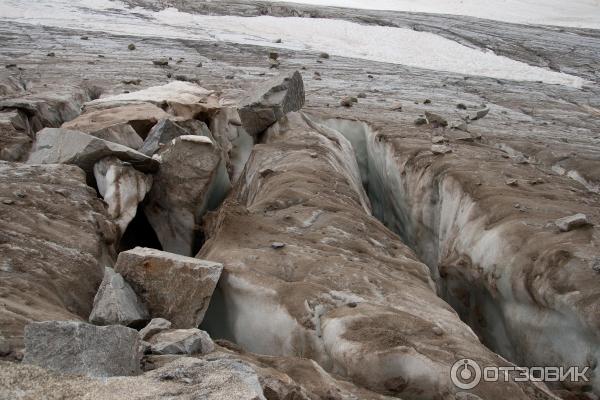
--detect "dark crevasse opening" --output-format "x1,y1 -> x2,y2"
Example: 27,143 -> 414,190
118,205 -> 163,252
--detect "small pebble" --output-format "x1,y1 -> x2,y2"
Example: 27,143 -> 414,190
319,52 -> 330,59
271,242 -> 286,249
128,43 -> 136,51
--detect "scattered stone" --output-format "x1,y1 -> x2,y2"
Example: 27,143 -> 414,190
528,177 -> 544,185
451,121 -> 469,132
152,58 -> 169,66
367,74 -> 373,78
47,52 -> 55,57
128,43 -> 136,51
139,318 -> 172,341
431,144 -> 452,155
554,213 -> 592,232
271,242 -> 286,249
0,334 -> 10,356
357,92 -> 367,99
239,70 -> 305,136
347,302 -> 357,308
432,326 -> 444,336
5,64 -> 16,68
89,267 -> 149,327
122,79 -> 142,85
340,96 -> 354,107
505,179 -> 519,186
431,136 -> 446,144
268,51 -> 279,60
424,99 -> 432,104
225,75 -> 235,79
174,75 -> 189,82
275,38 -> 282,43
2,198 -> 14,205
319,52 -> 330,59
144,136 -> 231,255
23,321 -> 142,377
425,111 -> 448,127
114,247 -> 223,328
391,103 -> 403,111
414,116 -> 427,125
27,128 -> 159,177
457,103 -> 467,110
592,258 -> 600,273
196,62 -> 203,67
80,36 -> 89,40
471,107 -> 490,120
148,329 -> 214,355
514,155 -> 529,164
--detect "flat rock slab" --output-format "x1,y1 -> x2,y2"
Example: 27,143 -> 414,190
27,128 -> 159,176
239,70 -> 305,136
555,213 -> 592,232
89,267 -> 149,327
23,321 -> 141,377
114,247 -> 223,328
62,103 -> 168,145
139,318 -> 171,341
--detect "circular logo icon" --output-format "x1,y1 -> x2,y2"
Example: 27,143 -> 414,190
451,358 -> 482,390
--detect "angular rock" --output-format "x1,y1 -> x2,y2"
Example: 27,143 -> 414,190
27,128 -> 159,177
555,213 -> 592,232
62,103 -> 168,146
0,161 -> 117,352
114,247 -> 223,328
144,135 -> 231,255
23,321 -> 141,377
0,109 -> 31,161
93,156 -> 153,233
139,318 -> 172,341
238,71 -> 305,136
89,267 -> 149,327
139,118 -> 211,156
431,144 -> 452,154
470,106 -> 490,120
84,82 -> 220,120
148,328 -> 214,355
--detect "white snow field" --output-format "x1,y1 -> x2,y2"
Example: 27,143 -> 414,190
252,0 -> 600,29
0,0 -> 587,87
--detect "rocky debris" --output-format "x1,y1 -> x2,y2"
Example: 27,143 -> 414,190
268,58 -> 280,69
555,213 -> 592,232
431,144 -> 452,154
138,118 -> 210,155
89,267 -> 149,327
114,247 -> 223,328
593,258 -> 600,273
199,112 -> 549,399
84,82 -> 220,120
128,43 -> 136,51
23,321 -> 141,377
506,178 -> 519,186
0,357 -> 267,399
144,135 -> 231,254
147,329 -> 214,355
357,92 -> 367,99
139,318 -> 172,341
424,98 -> 432,104
238,71 -> 305,137
457,103 -> 467,110
424,111 -> 449,127
0,109 -> 31,161
27,128 -> 159,177
0,161 -> 117,353
271,242 -> 286,249
268,51 -> 279,60
62,103 -> 169,147
93,156 -> 152,233
431,135 -> 447,144
319,52 -> 330,59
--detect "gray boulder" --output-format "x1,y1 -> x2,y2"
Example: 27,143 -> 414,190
89,267 -> 149,327
148,328 -> 214,355
27,128 -> 159,176
23,321 -> 142,377
555,213 -> 593,232
238,71 -> 305,136
139,118 -> 211,156
139,318 -> 172,341
114,247 -> 223,328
